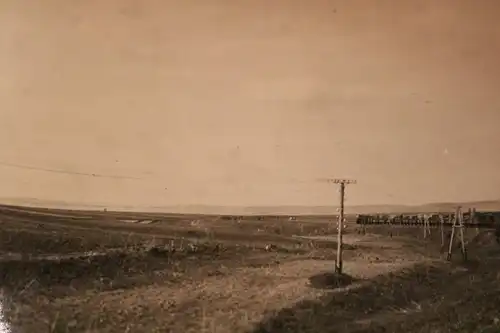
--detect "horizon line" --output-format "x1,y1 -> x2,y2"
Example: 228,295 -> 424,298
1,197 -> 500,213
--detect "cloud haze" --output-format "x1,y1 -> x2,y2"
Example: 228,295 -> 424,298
0,0 -> 499,208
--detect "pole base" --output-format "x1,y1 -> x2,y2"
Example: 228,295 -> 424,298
334,262 -> 343,275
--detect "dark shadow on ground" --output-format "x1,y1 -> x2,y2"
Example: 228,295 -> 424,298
308,272 -> 357,290
0,241 -> 314,299
250,252 -> 500,333
0,242 -> 260,292
0,251 -> 183,291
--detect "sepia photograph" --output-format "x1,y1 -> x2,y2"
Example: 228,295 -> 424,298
1,0 -> 499,332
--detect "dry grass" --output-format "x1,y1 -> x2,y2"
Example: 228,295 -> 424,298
0,205 -> 499,332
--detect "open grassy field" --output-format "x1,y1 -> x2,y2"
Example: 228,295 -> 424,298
0,204 -> 499,332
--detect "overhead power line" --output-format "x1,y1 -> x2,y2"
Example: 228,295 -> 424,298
0,161 -> 143,180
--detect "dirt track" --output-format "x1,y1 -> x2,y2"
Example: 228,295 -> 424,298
0,205 -> 499,332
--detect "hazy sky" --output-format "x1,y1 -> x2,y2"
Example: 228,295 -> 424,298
0,0 -> 499,208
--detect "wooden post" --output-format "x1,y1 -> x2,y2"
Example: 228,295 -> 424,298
428,215 -> 432,236
447,208 -> 459,261
448,213 -> 452,247
389,215 -> 393,238
458,209 -> 467,261
440,214 -> 445,250
422,215 -> 426,239
447,207 -> 467,262
336,182 -> 345,274
472,208 -> 478,235
326,178 -> 356,275
423,215 -> 431,240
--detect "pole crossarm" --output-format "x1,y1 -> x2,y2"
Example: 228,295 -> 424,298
328,179 -> 357,185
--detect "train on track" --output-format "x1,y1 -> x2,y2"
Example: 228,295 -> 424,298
354,211 -> 500,229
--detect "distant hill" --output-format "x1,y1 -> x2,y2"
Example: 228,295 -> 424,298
147,201 -> 500,215
2,197 -> 500,215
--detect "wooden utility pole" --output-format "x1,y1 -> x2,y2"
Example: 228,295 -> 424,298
471,208 -> 478,235
423,214 -> 431,239
439,214 -> 445,250
327,178 -> 357,274
447,206 -> 467,261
